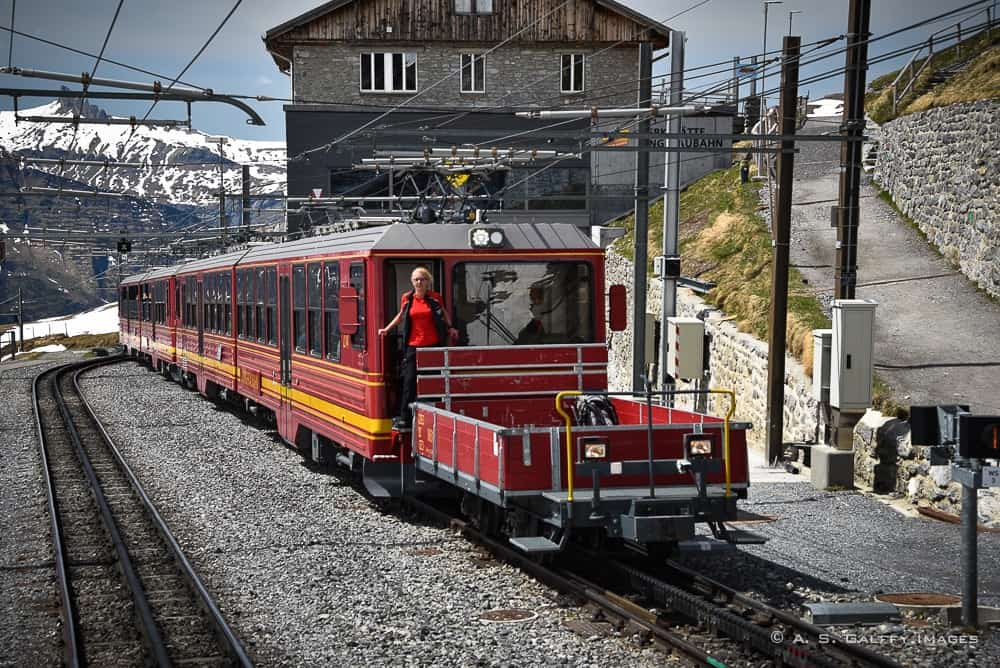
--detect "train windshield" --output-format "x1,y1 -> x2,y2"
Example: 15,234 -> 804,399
451,262 -> 594,346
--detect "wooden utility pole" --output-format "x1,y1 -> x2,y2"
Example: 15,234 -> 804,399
765,35 -> 801,464
834,0 -> 872,299
631,41 -> 653,391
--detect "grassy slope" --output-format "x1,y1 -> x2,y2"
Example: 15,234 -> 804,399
867,29 -> 1000,124
611,165 -> 829,373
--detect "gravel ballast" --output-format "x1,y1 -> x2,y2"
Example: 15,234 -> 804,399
0,355 -> 80,667
79,361 -> 665,667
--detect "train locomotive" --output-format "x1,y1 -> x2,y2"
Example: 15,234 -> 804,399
119,222 -> 753,555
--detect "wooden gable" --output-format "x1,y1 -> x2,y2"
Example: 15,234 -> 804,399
265,0 -> 669,70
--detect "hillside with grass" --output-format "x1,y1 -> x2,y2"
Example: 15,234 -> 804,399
610,165 -> 829,372
866,26 -> 1000,124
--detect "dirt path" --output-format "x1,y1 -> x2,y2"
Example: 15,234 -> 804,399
787,117 -> 1000,413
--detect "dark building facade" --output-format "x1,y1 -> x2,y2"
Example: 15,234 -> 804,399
264,0 -> 673,231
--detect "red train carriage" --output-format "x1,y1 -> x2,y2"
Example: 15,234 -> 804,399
120,223 -> 754,555
119,266 -> 175,372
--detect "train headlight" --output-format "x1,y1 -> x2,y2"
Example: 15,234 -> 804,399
683,433 -> 716,459
469,227 -> 505,248
584,441 -> 608,459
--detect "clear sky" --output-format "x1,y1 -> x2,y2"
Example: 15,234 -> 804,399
0,0 -> 988,141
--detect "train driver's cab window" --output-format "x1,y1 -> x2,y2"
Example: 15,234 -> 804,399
451,262 -> 593,346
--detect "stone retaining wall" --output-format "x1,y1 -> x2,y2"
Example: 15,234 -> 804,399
873,100 -> 1000,299
853,410 -> 1000,527
605,250 -> 818,451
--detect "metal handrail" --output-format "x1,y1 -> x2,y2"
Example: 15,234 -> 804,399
554,388 -> 739,504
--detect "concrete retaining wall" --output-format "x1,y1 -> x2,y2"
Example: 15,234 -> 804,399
873,100 -> 1000,299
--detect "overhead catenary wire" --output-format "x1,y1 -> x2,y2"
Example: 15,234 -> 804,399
78,0 -> 125,120
119,0 -> 243,155
289,0 -> 578,163
6,0 -> 993,250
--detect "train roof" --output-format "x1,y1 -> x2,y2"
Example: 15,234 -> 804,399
240,222 -> 598,263
119,223 -> 599,284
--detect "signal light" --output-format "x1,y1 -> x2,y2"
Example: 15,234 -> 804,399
959,416 -> 1000,460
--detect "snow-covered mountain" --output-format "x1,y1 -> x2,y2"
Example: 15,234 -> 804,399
0,96 -> 286,205
0,94 -> 287,321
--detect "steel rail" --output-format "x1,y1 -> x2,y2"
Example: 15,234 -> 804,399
72,358 -> 254,667
31,364 -> 82,668
664,559 -> 904,668
48,357 -> 172,666
403,496 -> 727,667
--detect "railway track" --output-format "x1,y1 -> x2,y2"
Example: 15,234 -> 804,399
405,496 -> 902,667
32,356 -> 252,667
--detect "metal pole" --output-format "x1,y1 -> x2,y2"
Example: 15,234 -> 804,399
759,2 -> 782,175
732,56 -> 740,103
788,10 -> 802,36
242,164 -> 250,241
631,42 -> 653,392
219,145 -> 226,249
644,375 -> 655,498
765,36 -> 801,464
834,0 -> 872,299
961,458 -> 979,627
17,288 -> 23,352
660,29 -> 684,391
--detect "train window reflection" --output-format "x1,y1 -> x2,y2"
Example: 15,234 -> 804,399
451,262 -> 593,346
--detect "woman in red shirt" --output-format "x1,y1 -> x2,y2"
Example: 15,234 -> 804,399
378,267 -> 457,429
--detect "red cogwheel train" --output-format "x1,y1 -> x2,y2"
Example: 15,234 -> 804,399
119,223 -> 754,555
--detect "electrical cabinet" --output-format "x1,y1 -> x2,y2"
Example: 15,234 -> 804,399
666,317 -> 704,380
830,300 -> 877,411
812,329 -> 832,403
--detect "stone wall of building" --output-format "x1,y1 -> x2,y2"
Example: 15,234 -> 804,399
292,43 -> 635,108
605,250 -> 818,451
873,100 -> 1000,299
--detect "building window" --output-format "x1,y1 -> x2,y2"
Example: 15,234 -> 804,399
455,0 -> 492,15
360,52 -> 417,92
561,54 -> 585,93
460,53 -> 485,93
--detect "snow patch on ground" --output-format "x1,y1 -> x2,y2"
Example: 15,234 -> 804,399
1,302 -> 119,341
808,98 -> 843,117
30,344 -> 68,353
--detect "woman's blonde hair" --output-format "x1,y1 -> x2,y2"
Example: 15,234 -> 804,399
411,266 -> 433,284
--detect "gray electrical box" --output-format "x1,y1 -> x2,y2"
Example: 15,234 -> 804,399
666,317 -> 704,380
830,300 -> 877,411
812,329 -> 832,403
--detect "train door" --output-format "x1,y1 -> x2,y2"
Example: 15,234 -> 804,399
196,279 -> 204,357
381,259 -> 444,414
278,272 -> 292,437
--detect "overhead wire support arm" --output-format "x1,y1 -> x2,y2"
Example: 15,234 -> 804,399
0,71 -> 265,126
515,105 -> 710,119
